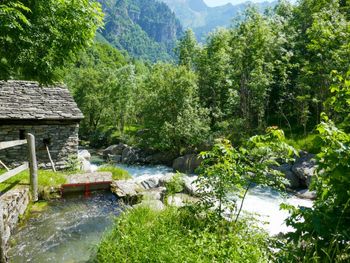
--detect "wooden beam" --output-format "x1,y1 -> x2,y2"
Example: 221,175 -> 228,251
0,163 -> 28,184
0,140 -> 27,151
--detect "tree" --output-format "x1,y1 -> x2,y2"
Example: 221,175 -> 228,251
0,0 -> 103,83
230,8 -> 274,132
176,29 -> 199,70
141,64 -> 210,154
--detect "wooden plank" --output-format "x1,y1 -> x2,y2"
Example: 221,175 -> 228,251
0,163 -> 28,184
27,133 -> 38,202
0,140 -> 27,151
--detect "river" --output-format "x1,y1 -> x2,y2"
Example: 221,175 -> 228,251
8,165 -> 312,262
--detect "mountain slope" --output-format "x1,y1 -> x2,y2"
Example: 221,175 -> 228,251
97,0 -> 183,62
162,0 -> 277,40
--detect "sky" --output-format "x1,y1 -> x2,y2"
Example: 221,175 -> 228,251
203,0 -> 294,7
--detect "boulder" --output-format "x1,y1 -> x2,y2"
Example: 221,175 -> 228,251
80,158 -> 92,173
141,187 -> 166,201
134,174 -> 161,190
166,193 -> 198,207
107,154 -> 122,163
78,150 -> 91,161
274,164 -> 300,189
183,175 -> 199,196
144,152 -> 177,166
135,200 -> 165,211
172,154 -> 202,174
292,154 -> 316,188
111,180 -> 142,204
296,189 -> 317,200
121,146 -> 140,164
103,143 -> 128,158
159,173 -> 177,186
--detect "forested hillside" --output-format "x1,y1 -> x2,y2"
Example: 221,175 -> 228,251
97,0 -> 183,61
162,0 -> 277,40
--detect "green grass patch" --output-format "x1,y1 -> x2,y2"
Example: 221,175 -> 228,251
286,134 -> 322,154
97,165 -> 131,180
0,169 -> 67,193
96,206 -> 271,263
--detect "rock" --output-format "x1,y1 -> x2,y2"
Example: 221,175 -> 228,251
141,187 -> 166,201
80,158 -> 92,173
135,200 -> 165,211
122,146 -> 140,164
296,189 -> 317,200
172,154 -> 202,174
274,164 -> 300,189
111,180 -> 142,204
103,143 -> 128,158
166,193 -> 198,207
134,174 -> 161,190
183,175 -> 199,196
159,173 -> 177,186
144,152 -> 177,166
78,149 -> 91,161
292,154 -> 316,187
107,154 -> 122,163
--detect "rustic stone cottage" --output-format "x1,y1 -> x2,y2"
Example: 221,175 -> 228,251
0,80 -> 84,170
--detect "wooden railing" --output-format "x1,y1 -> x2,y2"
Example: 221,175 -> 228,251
0,133 -> 39,262
0,133 -> 38,200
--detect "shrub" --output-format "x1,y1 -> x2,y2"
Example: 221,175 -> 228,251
97,166 -> 131,180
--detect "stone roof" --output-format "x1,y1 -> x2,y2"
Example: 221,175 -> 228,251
0,80 -> 84,121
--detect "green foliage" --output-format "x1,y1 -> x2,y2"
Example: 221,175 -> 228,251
141,64 -> 210,154
95,206 -> 271,262
286,134 -> 321,154
165,173 -> 184,196
279,116 -> 350,262
327,70 -> 350,131
196,127 -> 296,221
97,166 -> 131,180
0,0 -> 104,83
65,155 -> 81,172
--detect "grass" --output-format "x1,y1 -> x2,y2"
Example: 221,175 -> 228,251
95,206 -> 271,263
0,169 -> 67,193
97,165 -> 131,180
286,134 -> 322,154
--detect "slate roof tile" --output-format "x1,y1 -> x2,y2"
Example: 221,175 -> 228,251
0,80 -> 84,120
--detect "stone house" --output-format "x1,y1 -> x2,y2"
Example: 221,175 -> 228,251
0,80 -> 84,170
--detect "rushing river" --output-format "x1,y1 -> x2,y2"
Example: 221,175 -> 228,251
8,165 -> 312,262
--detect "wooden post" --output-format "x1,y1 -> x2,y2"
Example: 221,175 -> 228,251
0,201 -> 6,263
26,133 -> 38,202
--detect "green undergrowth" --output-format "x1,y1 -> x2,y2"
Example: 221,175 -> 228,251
0,169 -> 67,193
97,165 -> 131,180
286,134 -> 322,154
95,206 -> 271,263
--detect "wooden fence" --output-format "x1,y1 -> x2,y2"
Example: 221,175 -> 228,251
0,133 -> 38,200
0,133 -> 38,263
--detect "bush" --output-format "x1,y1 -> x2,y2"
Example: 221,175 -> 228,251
97,166 -> 131,180
95,206 -> 271,263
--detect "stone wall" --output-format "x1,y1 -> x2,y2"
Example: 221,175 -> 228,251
0,187 -> 30,262
0,122 -> 79,170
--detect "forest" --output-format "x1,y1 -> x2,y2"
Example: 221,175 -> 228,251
1,0 -> 350,262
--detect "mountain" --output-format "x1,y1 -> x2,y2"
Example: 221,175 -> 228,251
162,0 -> 278,40
97,0 -> 183,62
